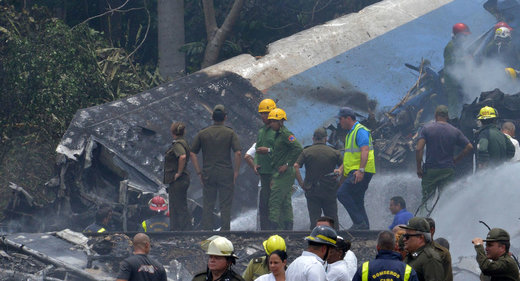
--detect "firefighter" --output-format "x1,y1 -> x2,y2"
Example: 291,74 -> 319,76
192,237 -> 245,281
244,98 -> 277,230
285,225 -> 337,281
267,108 -> 302,230
472,228 -> 520,281
294,127 -> 342,230
475,106 -> 515,169
164,121 -> 192,231
190,104 -> 242,230
334,107 -> 376,230
83,203 -> 112,233
242,234 -> 286,281
139,196 -> 169,232
505,67 -> 519,81
484,27 -> 520,69
443,23 -> 472,114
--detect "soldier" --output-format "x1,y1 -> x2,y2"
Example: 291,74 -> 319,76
242,235 -> 286,281
475,106 -> 515,169
267,108 -> 302,230
400,217 -> 444,281
424,217 -> 453,281
139,196 -> 170,232
334,107 -> 376,230
472,228 -> 520,281
164,121 -> 191,231
294,127 -> 342,230
190,104 -> 242,230
192,236 -> 244,281
244,99 -> 277,230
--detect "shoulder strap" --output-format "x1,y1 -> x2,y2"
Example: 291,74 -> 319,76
362,261 -> 369,281
404,264 -> 412,281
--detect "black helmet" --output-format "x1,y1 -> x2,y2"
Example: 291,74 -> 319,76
305,225 -> 337,246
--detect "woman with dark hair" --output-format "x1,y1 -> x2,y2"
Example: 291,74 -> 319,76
192,237 -> 244,281
164,121 -> 191,230
256,250 -> 288,281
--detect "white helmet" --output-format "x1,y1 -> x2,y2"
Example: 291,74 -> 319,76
495,27 -> 512,40
206,237 -> 238,258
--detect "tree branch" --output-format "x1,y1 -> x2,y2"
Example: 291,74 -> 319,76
72,0 -> 131,29
202,0 -> 218,41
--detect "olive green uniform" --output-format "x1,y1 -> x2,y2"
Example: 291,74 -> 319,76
192,269 -> 245,281
269,126 -> 302,230
432,241 -> 453,281
477,124 -> 515,168
164,137 -> 191,231
242,256 -> 269,281
475,244 -> 520,281
191,125 -> 241,230
404,243 -> 445,281
255,125 -> 276,230
296,143 -> 342,229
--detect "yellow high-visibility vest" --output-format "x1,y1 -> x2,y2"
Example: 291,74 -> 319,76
343,123 -> 375,176
361,261 -> 412,281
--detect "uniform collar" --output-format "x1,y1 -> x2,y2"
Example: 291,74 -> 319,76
407,244 -> 427,259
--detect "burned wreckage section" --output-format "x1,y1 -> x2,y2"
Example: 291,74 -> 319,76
5,72 -> 262,233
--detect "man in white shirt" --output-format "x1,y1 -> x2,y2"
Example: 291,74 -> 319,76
286,225 -> 337,281
326,236 -> 352,281
501,122 -> 520,162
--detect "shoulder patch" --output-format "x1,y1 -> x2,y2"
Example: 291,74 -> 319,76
253,258 -> 263,263
288,135 -> 296,142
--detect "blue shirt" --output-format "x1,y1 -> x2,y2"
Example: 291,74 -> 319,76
347,121 -> 370,147
352,250 -> 419,281
389,209 -> 413,230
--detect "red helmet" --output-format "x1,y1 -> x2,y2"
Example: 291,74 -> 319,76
148,196 -> 168,212
494,22 -> 513,31
453,23 -> 471,35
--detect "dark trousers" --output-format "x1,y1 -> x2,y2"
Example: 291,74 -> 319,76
305,187 -> 338,230
259,173 -> 272,230
201,172 -> 234,231
337,171 -> 373,227
169,174 -> 191,231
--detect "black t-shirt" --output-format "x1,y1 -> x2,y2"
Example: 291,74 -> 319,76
116,254 -> 167,281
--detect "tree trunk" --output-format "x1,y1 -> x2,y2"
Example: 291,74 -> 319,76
201,0 -> 245,68
158,0 -> 185,80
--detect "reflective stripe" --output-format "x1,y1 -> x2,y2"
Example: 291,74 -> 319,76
97,228 -> 106,233
404,265 -> 412,281
361,261 -> 369,281
316,234 -> 336,245
343,123 -> 376,175
344,145 -> 374,153
141,221 -> 147,232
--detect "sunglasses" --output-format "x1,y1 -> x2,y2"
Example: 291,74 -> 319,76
402,233 -> 423,240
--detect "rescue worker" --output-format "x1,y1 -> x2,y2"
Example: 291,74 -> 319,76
400,217 -> 444,281
424,217 -> 453,281
139,196 -> 170,232
116,233 -> 167,281
326,236 -> 352,281
472,228 -> 520,281
388,196 -> 413,230
268,108 -> 302,230
245,98 -> 277,230
484,27 -> 520,69
285,225 -> 337,281
501,121 -> 520,162
416,105 -> 473,203
242,235 -> 286,281
352,230 -> 419,281
190,104 -> 242,230
192,236 -> 245,281
475,106 -> 515,169
255,250 -> 287,281
505,67 -> 519,81
294,127 -> 342,230
83,203 -> 112,233
443,23 -> 472,113
334,107 -> 376,230
164,121 -> 191,231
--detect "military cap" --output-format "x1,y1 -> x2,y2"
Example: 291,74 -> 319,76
399,217 -> 430,233
484,228 -> 510,242
313,127 -> 328,139
213,104 -> 227,114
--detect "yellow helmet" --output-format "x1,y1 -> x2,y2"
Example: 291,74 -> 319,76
505,68 -> 517,80
206,237 -> 238,258
477,106 -> 497,120
258,99 -> 277,113
268,108 -> 287,121
262,235 -> 286,255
